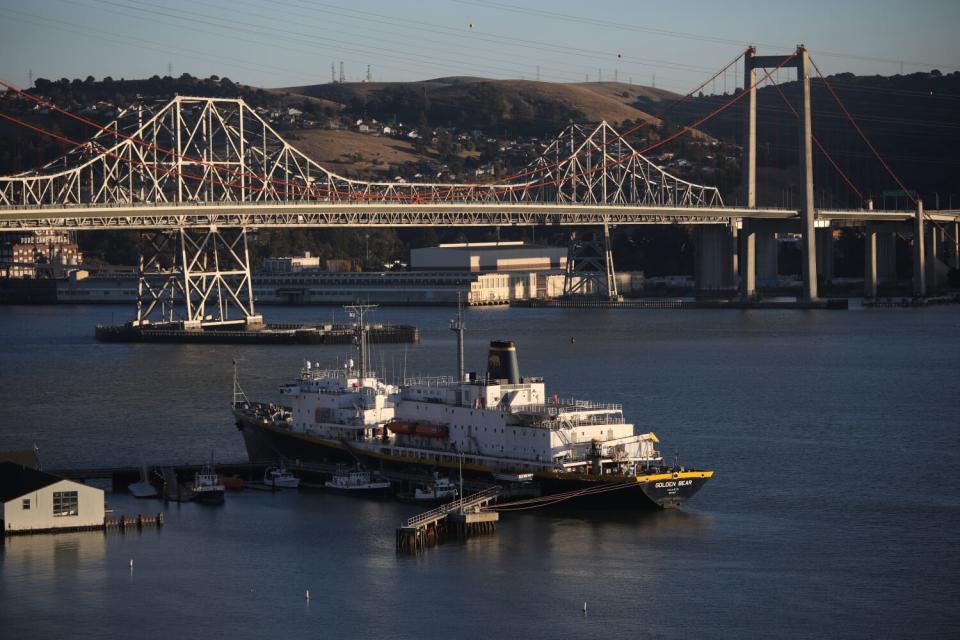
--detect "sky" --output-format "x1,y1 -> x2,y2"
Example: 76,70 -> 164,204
0,0 -> 958,94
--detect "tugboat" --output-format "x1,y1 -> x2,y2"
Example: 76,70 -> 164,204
190,463 -> 225,504
324,466 -> 391,496
233,304 -> 713,510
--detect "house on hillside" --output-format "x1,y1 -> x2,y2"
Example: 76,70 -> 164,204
1,462 -> 105,536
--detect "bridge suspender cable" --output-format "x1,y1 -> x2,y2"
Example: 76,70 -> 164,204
766,76 -> 867,204
807,56 -> 917,206
808,54 -> 958,247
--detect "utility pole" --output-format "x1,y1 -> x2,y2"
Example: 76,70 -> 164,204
339,61 -> 345,83
366,65 -> 372,82
331,62 -> 336,83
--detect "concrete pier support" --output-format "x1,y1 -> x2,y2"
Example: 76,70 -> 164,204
864,225 -> 878,298
950,222 -> 960,270
925,223 -> 945,292
816,228 -> 834,286
913,201 -> 926,297
756,228 -> 778,287
877,232 -> 897,284
739,220 -> 757,298
695,224 -> 738,290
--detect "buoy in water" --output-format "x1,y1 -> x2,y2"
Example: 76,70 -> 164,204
128,559 -> 134,569
570,337 -> 576,343
305,590 -> 311,600
583,601 -> 587,614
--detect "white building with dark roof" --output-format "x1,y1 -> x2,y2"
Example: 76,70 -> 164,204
1,462 -> 104,535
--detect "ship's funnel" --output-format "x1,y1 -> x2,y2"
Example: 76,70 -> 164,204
487,340 -> 520,384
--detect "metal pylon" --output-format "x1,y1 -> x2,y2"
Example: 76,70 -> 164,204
134,226 -> 260,329
135,231 -> 181,326
562,223 -> 620,300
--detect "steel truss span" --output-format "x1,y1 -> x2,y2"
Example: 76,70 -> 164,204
0,96 -> 722,214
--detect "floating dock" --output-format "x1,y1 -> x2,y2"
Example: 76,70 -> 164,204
94,322 -> 420,345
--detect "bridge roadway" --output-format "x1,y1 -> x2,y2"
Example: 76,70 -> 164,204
0,201 -> 958,231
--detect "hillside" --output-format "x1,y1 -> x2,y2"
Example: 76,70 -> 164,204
282,77 -> 675,135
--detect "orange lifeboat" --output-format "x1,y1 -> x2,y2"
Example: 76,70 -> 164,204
387,421 -> 417,435
413,423 -> 449,438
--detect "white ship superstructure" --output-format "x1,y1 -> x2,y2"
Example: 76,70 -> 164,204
280,361 -> 397,442
391,369 -> 662,474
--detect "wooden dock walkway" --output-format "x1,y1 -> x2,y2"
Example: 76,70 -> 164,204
396,486 -> 501,553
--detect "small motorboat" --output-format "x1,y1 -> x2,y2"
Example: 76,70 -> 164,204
324,467 -> 391,495
415,474 -> 458,502
128,465 -> 159,499
264,467 -> 300,489
398,472 -> 459,504
190,464 -> 225,504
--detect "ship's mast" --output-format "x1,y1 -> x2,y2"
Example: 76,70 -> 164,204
346,303 -> 377,382
449,293 -> 465,382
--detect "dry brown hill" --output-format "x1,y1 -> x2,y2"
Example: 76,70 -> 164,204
280,77 -> 684,129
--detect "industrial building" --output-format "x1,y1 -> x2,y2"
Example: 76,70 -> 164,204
1,462 -> 105,535
409,241 -> 567,272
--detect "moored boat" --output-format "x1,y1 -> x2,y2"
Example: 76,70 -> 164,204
128,465 -> 159,499
264,466 -> 300,489
324,466 -> 391,496
191,465 -> 225,504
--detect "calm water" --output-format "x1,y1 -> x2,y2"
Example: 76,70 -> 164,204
1,304 -> 958,638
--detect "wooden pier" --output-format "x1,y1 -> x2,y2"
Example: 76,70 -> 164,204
104,513 -> 164,532
396,487 -> 501,553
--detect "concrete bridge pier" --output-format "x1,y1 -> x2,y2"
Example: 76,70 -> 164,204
816,228 -> 834,288
950,222 -> 960,270
756,227 -> 779,288
913,201 -> 926,297
694,224 -> 738,291
864,224 -> 879,298
738,219 -> 757,299
925,221 -> 950,293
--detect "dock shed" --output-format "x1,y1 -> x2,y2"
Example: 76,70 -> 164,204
0,462 -> 105,535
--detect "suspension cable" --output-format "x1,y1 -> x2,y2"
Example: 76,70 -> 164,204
766,75 -> 866,204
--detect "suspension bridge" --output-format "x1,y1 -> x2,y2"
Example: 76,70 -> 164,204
1,45 -> 957,329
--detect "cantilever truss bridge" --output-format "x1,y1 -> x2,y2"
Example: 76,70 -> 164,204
0,95 -> 732,324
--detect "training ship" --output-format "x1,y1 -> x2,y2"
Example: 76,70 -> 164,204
233,305 -> 712,509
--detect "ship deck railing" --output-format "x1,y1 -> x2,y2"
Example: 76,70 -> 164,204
403,375 -> 458,387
